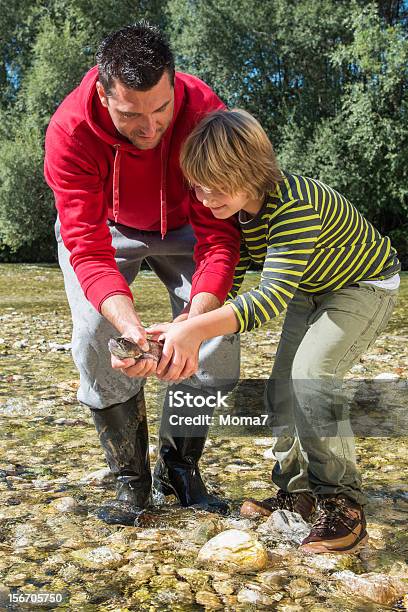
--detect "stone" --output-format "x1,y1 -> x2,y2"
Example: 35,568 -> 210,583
197,529 -> 269,573
58,563 -> 81,581
0,584 -> 10,607
125,562 -> 156,582
42,553 -> 67,571
195,590 -> 223,609
48,341 -> 72,351
173,581 -> 194,604
190,518 -> 222,544
212,580 -> 235,595
224,517 -> 253,531
277,604 -> 304,612
79,468 -> 113,485
286,577 -> 312,598
71,546 -> 125,569
158,564 -> 177,575
374,372 -> 399,380
13,524 -> 40,549
237,586 -> 281,606
333,570 -> 406,605
254,437 -> 275,446
177,568 -> 210,589
257,509 -> 310,544
258,569 -> 288,589
50,496 -> 80,513
4,573 -> 27,587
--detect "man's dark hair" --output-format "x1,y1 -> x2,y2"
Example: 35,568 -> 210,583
96,21 -> 175,94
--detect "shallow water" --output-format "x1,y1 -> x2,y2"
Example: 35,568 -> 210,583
0,265 -> 407,611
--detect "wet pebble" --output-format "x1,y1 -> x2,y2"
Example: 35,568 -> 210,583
333,570 -> 406,605
48,342 -> 72,351
212,579 -> 235,595
224,517 -> 254,531
58,563 -> 81,581
123,561 -> 156,582
254,437 -> 275,446
286,577 -> 313,598
276,603 -> 304,612
50,496 -> 80,513
374,372 -> 400,380
307,552 -> 362,573
71,546 -> 126,569
195,590 -> 223,609
177,567 -> 210,589
79,467 -> 112,485
237,585 -> 282,606
158,564 -> 177,575
0,585 -> 10,607
197,529 -> 269,573
258,569 -> 288,589
190,518 -> 222,544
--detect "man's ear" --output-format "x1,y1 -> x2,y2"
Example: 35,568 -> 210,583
96,81 -> 109,108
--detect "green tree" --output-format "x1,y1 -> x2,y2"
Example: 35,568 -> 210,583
279,2 -> 408,263
0,0 -> 169,261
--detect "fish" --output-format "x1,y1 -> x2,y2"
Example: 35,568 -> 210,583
108,337 -> 163,362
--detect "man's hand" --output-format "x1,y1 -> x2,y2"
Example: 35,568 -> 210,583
101,294 -> 157,378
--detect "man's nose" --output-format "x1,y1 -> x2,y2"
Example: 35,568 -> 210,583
140,115 -> 156,136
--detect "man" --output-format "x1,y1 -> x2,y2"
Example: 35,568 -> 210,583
44,22 -> 240,525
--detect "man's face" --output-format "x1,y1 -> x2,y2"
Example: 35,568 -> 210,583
96,71 -> 174,149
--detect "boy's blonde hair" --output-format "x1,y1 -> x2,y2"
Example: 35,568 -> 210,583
180,108 -> 283,198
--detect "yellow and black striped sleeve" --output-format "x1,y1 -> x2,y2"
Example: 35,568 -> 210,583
227,201 -> 322,332
227,240 -> 252,300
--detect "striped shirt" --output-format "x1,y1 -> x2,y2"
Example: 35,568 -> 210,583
227,172 -> 400,332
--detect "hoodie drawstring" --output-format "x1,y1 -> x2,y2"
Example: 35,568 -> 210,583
112,141 -> 168,237
160,139 -> 168,239
112,144 -> 121,222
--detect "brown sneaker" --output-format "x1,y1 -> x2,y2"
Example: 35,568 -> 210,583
240,489 -> 316,521
299,495 -> 368,554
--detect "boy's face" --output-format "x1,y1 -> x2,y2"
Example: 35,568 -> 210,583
194,185 -> 255,218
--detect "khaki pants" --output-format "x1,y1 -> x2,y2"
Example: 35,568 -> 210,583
267,282 -> 398,506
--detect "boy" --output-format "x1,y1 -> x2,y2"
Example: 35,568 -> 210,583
149,109 -> 400,553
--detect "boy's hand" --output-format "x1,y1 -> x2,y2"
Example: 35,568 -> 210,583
149,321 -> 202,382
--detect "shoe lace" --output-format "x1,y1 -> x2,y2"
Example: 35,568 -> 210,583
312,497 -> 360,536
276,489 -> 297,512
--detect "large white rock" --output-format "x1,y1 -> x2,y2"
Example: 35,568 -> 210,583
257,509 -> 310,544
333,570 -> 406,605
197,529 -> 269,573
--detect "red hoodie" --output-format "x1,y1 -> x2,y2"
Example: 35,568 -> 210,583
44,66 -> 240,311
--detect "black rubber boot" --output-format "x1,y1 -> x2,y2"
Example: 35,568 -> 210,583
153,384 -> 229,515
91,389 -> 152,525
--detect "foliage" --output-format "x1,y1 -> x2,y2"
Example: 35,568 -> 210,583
0,0 -> 406,265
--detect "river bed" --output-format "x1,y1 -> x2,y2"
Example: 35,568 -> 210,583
0,265 -> 407,611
